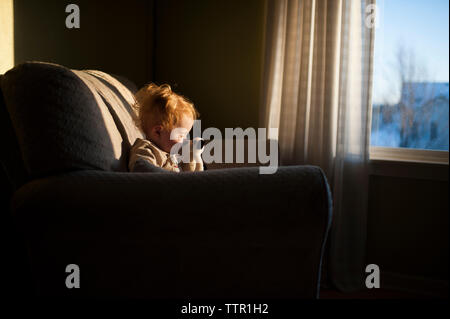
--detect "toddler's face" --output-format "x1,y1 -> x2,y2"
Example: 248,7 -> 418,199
148,114 -> 194,153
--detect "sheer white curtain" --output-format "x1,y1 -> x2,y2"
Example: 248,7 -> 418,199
261,0 -> 375,291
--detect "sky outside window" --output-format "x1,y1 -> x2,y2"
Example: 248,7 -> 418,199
371,0 -> 449,150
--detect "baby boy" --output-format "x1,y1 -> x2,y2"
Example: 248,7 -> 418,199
129,83 -> 203,172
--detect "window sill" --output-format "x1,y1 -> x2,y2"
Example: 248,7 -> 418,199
370,146 -> 449,165
369,147 -> 448,181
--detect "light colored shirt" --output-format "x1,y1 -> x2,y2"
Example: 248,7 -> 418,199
128,138 -> 203,172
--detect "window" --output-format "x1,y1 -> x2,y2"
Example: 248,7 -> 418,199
370,0 -> 449,163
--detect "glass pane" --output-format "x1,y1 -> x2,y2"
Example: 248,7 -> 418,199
371,0 -> 449,150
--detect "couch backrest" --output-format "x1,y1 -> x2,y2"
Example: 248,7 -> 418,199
0,61 -> 143,189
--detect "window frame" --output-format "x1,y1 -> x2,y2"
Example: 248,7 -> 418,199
368,1 -> 449,165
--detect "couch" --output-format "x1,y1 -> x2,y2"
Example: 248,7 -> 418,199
0,61 -> 332,299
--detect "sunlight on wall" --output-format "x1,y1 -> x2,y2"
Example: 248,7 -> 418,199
0,0 -> 14,74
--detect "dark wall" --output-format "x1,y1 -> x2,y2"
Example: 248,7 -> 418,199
12,0 -> 266,131
366,161 -> 449,295
153,0 -> 266,131
13,0 -> 153,88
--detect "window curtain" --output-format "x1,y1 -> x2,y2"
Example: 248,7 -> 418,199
260,0 -> 375,291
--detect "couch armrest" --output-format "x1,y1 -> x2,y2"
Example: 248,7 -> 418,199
12,166 -> 332,299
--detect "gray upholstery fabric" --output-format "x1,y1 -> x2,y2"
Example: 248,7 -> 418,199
110,73 -> 139,94
0,62 -> 142,179
0,77 -> 29,191
12,166 -> 332,298
73,69 -> 143,150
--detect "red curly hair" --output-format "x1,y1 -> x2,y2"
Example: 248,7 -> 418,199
133,83 -> 199,134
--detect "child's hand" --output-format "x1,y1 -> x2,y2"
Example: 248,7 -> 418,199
192,137 -> 204,163
172,138 -> 204,164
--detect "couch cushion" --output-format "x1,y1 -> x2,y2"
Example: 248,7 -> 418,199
0,78 -> 29,191
0,61 -> 143,179
73,69 -> 143,153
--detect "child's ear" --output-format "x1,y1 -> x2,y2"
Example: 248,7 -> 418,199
153,125 -> 163,137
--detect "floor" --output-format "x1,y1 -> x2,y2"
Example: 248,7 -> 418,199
319,288 -> 446,299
